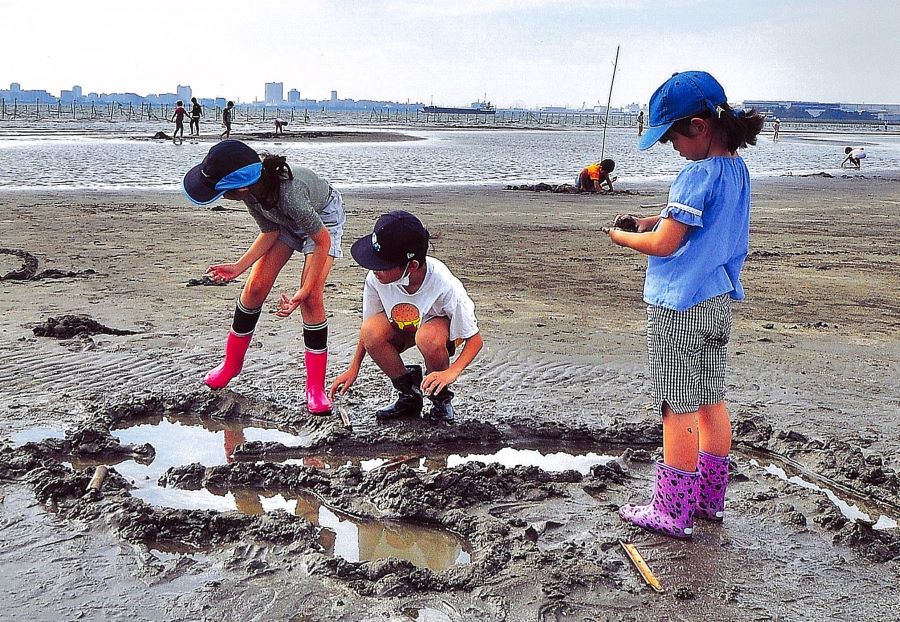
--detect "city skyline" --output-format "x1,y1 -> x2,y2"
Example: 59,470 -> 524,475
2,0 -> 898,108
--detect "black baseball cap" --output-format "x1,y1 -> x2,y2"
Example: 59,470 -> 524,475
350,210 -> 429,271
182,140 -> 263,205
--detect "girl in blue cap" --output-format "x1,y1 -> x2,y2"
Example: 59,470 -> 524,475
182,139 -> 345,415
606,71 -> 763,539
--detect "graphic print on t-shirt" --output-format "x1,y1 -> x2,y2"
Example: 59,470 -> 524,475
391,302 -> 421,332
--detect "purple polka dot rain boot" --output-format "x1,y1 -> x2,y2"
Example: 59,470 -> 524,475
619,460 -> 699,539
696,451 -> 729,521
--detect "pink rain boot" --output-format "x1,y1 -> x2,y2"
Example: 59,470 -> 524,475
304,350 -> 332,415
204,331 -> 253,389
619,460 -> 699,539
696,451 -> 729,521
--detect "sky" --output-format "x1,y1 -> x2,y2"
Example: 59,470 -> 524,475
2,0 -> 898,108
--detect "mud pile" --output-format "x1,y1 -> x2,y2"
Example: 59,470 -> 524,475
1,248 -> 96,281
33,315 -> 139,339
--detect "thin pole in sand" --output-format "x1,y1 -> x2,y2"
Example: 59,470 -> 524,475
600,44 -> 620,162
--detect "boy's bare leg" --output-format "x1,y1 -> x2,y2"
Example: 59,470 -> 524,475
361,314 -> 410,379
662,404 -> 700,471
698,401 -> 732,456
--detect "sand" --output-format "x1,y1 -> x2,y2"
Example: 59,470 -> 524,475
0,174 -> 898,620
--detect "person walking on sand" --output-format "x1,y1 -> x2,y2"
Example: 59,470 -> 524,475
575,159 -> 616,193
329,211 -> 483,423
772,118 -> 781,142
189,97 -> 203,136
840,146 -> 866,169
637,110 -> 645,136
182,139 -> 346,415
220,100 -> 235,139
606,71 -> 763,539
170,100 -> 188,143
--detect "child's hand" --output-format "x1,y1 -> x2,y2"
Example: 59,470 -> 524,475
275,289 -> 309,317
614,214 -> 640,232
422,369 -> 458,396
207,263 -> 242,282
329,367 -> 359,398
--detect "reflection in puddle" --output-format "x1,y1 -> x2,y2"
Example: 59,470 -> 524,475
401,607 -> 455,622
751,459 -> 897,530
239,490 -> 470,571
10,426 -> 65,447
285,447 -> 618,475
447,447 -> 617,475
80,417 -> 470,570
110,417 -> 311,504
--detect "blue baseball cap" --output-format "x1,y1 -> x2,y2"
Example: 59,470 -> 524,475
639,71 -> 728,150
182,140 -> 263,205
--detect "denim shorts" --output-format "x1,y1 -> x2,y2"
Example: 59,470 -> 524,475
647,294 -> 732,415
278,190 -> 345,258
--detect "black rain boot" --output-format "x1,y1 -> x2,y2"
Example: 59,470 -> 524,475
375,365 -> 424,420
426,387 -> 455,422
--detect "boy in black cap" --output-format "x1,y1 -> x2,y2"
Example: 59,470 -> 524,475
329,211 -> 483,422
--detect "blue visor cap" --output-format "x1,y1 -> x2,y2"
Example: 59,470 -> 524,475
639,71 -> 727,150
182,139 -> 263,205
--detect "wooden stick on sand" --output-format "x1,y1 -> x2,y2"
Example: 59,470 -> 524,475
620,540 -> 663,592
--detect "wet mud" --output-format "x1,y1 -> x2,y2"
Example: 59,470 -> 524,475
2,389 -> 898,618
32,314 -> 140,339
504,183 -> 644,196
2,182 -> 899,620
185,275 -> 234,287
1,247 -> 96,281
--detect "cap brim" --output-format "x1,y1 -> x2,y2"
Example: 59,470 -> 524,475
638,122 -> 674,151
182,163 -> 226,205
350,235 -> 403,271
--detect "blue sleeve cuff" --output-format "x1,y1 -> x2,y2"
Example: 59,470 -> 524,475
660,203 -> 703,228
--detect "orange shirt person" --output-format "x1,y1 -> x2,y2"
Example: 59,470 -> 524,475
576,159 -> 615,193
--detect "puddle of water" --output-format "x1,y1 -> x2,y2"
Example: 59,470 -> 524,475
751,458 -> 897,531
110,416 -> 311,486
235,490 -> 470,571
401,607 -> 455,622
285,446 -> 619,475
51,416 -> 472,571
10,426 -> 65,447
447,447 -> 617,475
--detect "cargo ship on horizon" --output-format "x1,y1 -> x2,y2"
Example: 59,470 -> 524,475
422,100 -> 496,115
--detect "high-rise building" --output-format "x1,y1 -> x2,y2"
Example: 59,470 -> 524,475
287,88 -> 300,104
330,90 -> 338,102
10,82 -> 21,92
265,82 -> 284,105
177,84 -> 192,103
72,85 -> 82,99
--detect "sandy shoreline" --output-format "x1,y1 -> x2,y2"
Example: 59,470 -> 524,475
1,174 -> 899,620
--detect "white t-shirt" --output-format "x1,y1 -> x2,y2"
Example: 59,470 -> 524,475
850,148 -> 867,159
362,257 -> 479,341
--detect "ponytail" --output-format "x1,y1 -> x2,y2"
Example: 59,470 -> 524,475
664,104 -> 765,153
714,104 -> 765,152
256,154 -> 293,208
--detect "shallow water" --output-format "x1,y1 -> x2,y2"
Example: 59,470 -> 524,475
1,121 -> 898,191
750,458 -> 897,531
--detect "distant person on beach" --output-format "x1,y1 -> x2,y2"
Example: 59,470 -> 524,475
181,140 -> 346,415
189,97 -> 203,136
220,100 -> 235,139
840,146 -> 866,169
274,117 -> 288,134
772,118 -> 781,142
576,159 -> 616,193
170,100 -> 187,143
606,71 -> 763,540
637,110 -> 645,136
329,211 -> 483,423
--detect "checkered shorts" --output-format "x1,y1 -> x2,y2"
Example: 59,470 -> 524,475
647,294 -> 732,415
